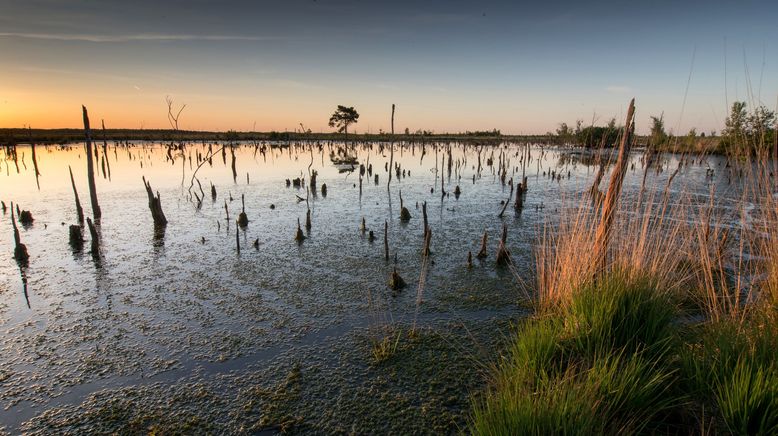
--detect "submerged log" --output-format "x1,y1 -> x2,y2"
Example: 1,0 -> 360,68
68,166 -> 84,224
10,202 -> 29,263
83,106 -> 101,221
142,176 -> 168,226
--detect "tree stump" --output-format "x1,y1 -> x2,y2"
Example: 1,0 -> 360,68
142,176 -> 168,226
389,268 -> 406,291
69,225 -> 84,250
10,203 -> 29,263
476,230 -> 488,259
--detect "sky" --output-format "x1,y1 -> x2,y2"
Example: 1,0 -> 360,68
1,0 -> 777,135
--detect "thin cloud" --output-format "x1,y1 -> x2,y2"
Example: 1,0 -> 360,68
0,32 -> 284,42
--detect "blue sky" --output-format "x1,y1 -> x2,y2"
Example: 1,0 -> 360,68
1,0 -> 777,134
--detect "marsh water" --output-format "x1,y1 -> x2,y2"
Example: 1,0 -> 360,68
0,141 -> 734,433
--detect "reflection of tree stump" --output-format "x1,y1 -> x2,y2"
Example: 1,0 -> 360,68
142,176 -> 167,226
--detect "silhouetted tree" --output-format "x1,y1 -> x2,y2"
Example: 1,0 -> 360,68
328,105 -> 359,135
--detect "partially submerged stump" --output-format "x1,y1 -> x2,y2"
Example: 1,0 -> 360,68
476,230 -> 488,259
10,203 -> 29,263
238,194 -> 248,228
368,230 -> 375,242
389,268 -> 406,291
69,225 -> 84,250
142,176 -> 167,226
305,208 -> 312,231
467,251 -> 473,268
211,183 -> 217,201
295,218 -> 306,242
360,217 -> 367,234
86,217 -> 99,255
454,185 -> 461,199
1,201 -> 6,214
18,209 -> 34,226
321,183 -> 327,197
399,190 -> 411,221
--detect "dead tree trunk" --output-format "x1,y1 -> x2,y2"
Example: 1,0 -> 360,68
83,106 -> 101,221
388,104 -> 395,189
29,129 -> 41,190
142,176 -> 168,226
68,166 -> 84,224
593,98 -> 635,273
